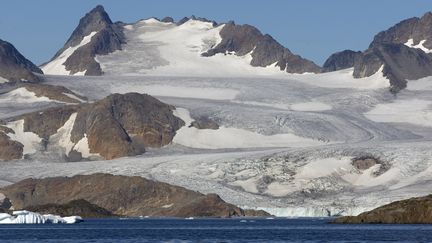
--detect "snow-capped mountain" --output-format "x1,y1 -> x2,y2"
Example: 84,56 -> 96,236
1,5 -> 432,218
42,5 -> 320,77
323,11 -> 432,92
41,5 -> 125,76
0,39 -> 43,83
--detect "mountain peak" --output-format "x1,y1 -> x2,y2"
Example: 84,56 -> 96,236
42,5 -> 125,76
65,5 -> 113,47
0,39 -> 42,82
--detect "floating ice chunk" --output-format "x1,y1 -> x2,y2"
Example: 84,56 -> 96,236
0,210 -> 82,224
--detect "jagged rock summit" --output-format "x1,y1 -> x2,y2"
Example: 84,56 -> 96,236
41,5 -> 125,75
0,39 -> 43,83
323,11 -> 432,92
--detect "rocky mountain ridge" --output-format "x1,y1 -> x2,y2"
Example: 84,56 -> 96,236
323,11 -> 432,92
0,39 -> 43,83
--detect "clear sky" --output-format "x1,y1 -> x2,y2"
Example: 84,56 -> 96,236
1,0 -> 431,66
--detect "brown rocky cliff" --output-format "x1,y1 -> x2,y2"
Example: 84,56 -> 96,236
70,93 -> 184,159
0,173 -> 245,218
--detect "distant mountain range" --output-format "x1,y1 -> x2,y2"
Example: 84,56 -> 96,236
1,5 -> 431,92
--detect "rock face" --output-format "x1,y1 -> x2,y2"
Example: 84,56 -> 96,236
12,93 -> 184,160
70,93 -> 184,159
353,43 -> 432,92
0,174 -> 246,218
43,5 -> 125,75
16,106 -> 78,140
0,126 -> 23,160
0,39 -> 43,82
202,22 -> 321,74
370,12 -> 432,49
333,194 -> 432,224
322,50 -> 362,72
26,199 -> 114,218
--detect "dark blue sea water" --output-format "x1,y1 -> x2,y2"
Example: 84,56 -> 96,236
1,217 -> 432,242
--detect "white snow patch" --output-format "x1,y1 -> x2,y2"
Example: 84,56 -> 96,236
62,92 -> 87,103
406,76 -> 432,91
365,99 -> 432,127
0,76 -> 8,83
296,157 -> 352,180
5,120 -> 42,155
0,211 -> 82,224
290,102 -> 332,111
161,204 -> 174,208
405,39 -> 432,53
231,178 -> 259,194
0,87 -> 52,103
72,134 -> 99,158
42,31 -> 97,75
50,113 -> 78,154
173,108 -> 324,149
294,66 -> 389,89
112,84 -> 239,100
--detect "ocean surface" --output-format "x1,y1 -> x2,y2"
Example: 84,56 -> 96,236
1,217 -> 432,242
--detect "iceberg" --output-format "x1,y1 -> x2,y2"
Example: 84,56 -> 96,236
0,210 -> 82,224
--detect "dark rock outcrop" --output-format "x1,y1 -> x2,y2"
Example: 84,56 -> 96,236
333,194 -> 432,224
0,129 -> 23,160
370,12 -> 432,49
243,209 -> 272,217
322,50 -> 362,72
190,117 -> 219,130
0,39 -> 43,82
0,173 -> 246,218
161,17 -> 174,23
44,5 -> 125,75
202,22 -> 321,74
70,93 -> 184,159
26,199 -> 114,218
0,193 -> 12,212
353,43 -> 432,92
177,16 -> 217,27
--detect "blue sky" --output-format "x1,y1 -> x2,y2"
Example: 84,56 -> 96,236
1,0 -> 431,65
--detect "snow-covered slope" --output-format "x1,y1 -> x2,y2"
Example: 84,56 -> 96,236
41,32 -> 98,75
96,18 -> 284,77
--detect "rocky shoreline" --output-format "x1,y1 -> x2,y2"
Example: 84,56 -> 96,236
333,194 -> 432,224
0,173 -> 270,219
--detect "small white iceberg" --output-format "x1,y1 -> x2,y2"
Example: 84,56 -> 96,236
0,210 -> 82,224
